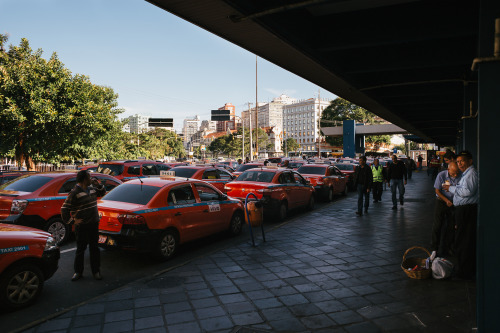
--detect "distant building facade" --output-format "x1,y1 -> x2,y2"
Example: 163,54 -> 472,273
183,115 -> 200,148
216,103 -> 236,132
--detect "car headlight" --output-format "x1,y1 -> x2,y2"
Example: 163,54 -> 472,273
44,236 -> 58,251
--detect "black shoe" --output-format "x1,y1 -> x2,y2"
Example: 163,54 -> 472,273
355,211 -> 362,216
392,206 -> 397,210
93,272 -> 102,280
72,273 -> 82,281
400,200 -> 404,205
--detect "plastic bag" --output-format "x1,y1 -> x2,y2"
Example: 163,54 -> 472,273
431,257 -> 454,279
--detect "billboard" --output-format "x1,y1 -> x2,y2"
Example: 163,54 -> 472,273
211,110 -> 231,121
149,118 -> 173,127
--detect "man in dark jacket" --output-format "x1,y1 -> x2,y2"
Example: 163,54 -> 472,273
387,155 -> 407,210
353,156 -> 373,216
61,170 -> 106,281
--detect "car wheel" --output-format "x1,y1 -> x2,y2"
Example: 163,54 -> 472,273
307,195 -> 315,211
0,263 -> 44,310
45,217 -> 69,245
278,201 -> 287,221
327,187 -> 334,202
155,230 -> 178,260
342,184 -> 348,196
229,212 -> 243,236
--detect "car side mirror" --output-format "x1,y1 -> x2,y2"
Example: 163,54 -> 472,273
221,194 -> 228,200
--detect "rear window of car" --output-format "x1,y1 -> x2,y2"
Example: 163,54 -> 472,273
297,166 -> 326,175
98,164 -> 125,176
170,168 -> 197,178
236,164 -> 260,172
101,184 -> 160,205
335,164 -> 354,171
0,175 -> 53,192
237,171 -> 275,182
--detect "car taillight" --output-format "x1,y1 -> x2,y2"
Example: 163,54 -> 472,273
317,177 -> 324,185
10,199 -> 28,215
117,214 -> 146,225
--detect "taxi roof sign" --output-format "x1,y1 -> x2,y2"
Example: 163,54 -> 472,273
160,170 -> 176,176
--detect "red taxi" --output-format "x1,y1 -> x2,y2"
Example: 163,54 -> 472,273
97,178 -> 245,260
224,167 -> 315,221
167,166 -> 235,192
0,172 -> 122,244
97,160 -> 172,182
0,223 -> 60,310
233,162 -> 264,176
334,163 -> 357,189
297,164 -> 348,201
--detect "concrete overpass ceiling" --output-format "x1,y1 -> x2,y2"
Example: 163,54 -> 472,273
147,0 -> 480,146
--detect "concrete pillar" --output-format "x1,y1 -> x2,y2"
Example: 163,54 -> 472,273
343,120 -> 355,158
355,135 -> 365,155
476,1 -> 500,331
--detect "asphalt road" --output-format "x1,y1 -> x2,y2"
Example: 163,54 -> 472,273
0,197 -> 342,333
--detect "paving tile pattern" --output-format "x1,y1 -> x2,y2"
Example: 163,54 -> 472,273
24,171 -> 476,333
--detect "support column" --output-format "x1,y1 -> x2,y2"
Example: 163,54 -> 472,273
355,135 -> 365,155
477,60 -> 500,333
343,120 -> 355,158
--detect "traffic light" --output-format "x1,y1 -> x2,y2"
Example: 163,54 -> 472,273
211,110 -> 231,121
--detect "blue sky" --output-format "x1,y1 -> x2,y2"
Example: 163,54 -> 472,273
1,0 -> 337,132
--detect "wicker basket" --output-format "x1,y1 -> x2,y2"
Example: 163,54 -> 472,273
401,246 -> 432,279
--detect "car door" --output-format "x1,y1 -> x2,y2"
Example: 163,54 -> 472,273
166,184 -> 204,242
291,172 -> 309,206
333,166 -> 347,193
279,171 -> 298,207
193,183 -> 231,233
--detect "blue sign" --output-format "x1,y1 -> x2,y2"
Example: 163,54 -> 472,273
0,245 -> 29,254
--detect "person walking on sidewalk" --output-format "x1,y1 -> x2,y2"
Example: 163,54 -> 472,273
371,158 -> 384,203
418,154 -> 423,171
387,155 -> 407,210
61,170 -> 106,281
353,156 -> 373,216
443,150 -> 478,280
431,162 -> 461,258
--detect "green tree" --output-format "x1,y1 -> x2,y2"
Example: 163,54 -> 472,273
282,138 -> 299,155
320,97 -> 386,147
0,36 -> 123,168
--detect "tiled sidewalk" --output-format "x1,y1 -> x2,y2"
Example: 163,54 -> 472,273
23,170 -> 476,333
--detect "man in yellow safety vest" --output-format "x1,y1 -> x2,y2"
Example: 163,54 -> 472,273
371,158 -> 385,203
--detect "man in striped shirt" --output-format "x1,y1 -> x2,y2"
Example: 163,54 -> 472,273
61,170 -> 106,281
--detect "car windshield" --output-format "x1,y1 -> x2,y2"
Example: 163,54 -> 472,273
335,164 -> 354,171
101,184 -> 160,205
237,171 -> 275,182
289,162 -> 304,168
0,175 -> 52,192
97,164 -> 124,176
236,164 -> 260,172
169,168 -> 197,178
297,166 -> 326,175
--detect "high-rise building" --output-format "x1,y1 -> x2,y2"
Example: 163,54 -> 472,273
200,120 -> 217,132
216,103 -> 236,132
283,97 -> 332,153
127,114 -> 151,133
183,115 -> 200,148
258,94 -> 296,129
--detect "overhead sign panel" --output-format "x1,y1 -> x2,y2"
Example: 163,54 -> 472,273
211,109 -> 231,121
149,118 -> 173,127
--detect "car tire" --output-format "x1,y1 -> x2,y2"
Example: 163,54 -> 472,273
155,230 -> 178,261
278,201 -> 287,221
307,195 -> 315,211
342,184 -> 348,196
0,263 -> 44,310
45,217 -> 69,245
326,187 -> 334,202
228,212 -> 244,236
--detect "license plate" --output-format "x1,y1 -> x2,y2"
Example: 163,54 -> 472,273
98,235 -> 107,244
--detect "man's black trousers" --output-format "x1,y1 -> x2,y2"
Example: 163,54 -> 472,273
74,223 -> 101,274
431,199 -> 455,255
454,204 -> 477,279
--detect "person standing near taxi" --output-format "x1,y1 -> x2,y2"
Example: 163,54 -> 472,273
353,156 -> 373,216
443,151 -> 478,280
387,155 -> 407,210
371,158 -> 384,203
61,170 -> 106,281
431,162 -> 461,258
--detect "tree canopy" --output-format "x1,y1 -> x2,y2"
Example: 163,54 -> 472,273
0,35 -> 123,168
320,97 -> 391,147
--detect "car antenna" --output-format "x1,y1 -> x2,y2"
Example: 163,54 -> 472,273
137,175 -> 143,190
